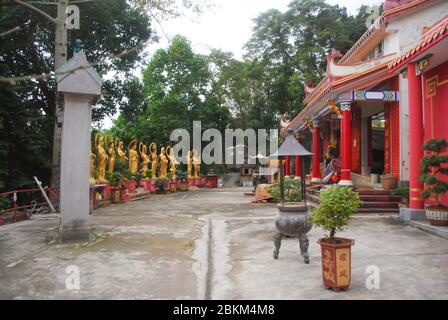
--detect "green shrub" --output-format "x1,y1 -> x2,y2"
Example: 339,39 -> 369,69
392,187 -> 409,203
420,139 -> 448,206
269,177 -> 302,203
109,172 -> 122,187
310,186 -> 361,240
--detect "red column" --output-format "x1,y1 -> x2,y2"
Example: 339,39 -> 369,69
312,121 -> 321,183
408,63 -> 424,210
339,102 -> 352,185
285,156 -> 291,177
295,156 -> 301,179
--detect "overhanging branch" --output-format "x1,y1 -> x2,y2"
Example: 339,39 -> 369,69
13,0 -> 58,24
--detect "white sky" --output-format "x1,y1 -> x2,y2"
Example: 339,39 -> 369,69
147,0 -> 384,60
102,0 -> 383,128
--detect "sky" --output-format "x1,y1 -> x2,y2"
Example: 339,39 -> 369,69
147,0 -> 384,60
102,0 -> 383,128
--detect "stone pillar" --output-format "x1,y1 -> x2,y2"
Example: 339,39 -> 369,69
56,48 -> 102,241
407,63 -> 425,214
285,156 -> 291,178
339,102 -> 353,186
311,121 -> 321,183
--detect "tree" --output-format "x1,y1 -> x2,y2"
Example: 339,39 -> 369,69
0,0 -> 152,190
6,0 -> 212,190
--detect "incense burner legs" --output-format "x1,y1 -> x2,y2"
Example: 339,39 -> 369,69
273,204 -> 313,264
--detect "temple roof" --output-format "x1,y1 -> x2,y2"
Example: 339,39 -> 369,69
388,14 -> 448,71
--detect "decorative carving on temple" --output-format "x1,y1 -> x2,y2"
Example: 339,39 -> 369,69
279,114 -> 292,130
325,48 -> 397,83
328,100 -> 342,118
304,80 -> 316,97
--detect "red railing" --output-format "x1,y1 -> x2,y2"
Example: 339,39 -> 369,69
0,187 -> 59,220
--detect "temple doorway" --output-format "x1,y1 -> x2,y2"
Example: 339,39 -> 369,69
370,112 -> 385,175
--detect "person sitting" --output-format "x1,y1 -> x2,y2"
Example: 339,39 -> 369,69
322,158 -> 341,184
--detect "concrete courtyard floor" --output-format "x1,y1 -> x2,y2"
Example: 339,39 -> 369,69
1,187 -> 447,300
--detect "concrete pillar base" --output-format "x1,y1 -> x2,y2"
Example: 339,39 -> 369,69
400,208 -> 427,222
338,180 -> 353,186
311,178 -> 321,183
60,225 -> 91,242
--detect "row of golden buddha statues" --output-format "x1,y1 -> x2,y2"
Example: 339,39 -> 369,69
90,133 -> 201,184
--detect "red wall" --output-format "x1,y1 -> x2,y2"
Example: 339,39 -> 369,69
423,61 -> 448,206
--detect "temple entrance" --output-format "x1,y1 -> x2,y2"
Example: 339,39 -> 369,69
370,112 -> 385,175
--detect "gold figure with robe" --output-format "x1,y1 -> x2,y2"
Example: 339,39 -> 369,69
95,133 -> 108,183
117,139 -> 128,165
166,146 -> 178,180
187,150 -> 193,179
159,147 -> 168,179
107,135 -> 116,173
139,142 -> 150,177
90,152 -> 97,184
149,143 -> 158,179
192,149 -> 201,178
128,140 -> 139,175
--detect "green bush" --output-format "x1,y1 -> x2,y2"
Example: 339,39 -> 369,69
310,186 -> 361,240
392,187 -> 409,203
108,172 -> 122,187
269,177 -> 302,203
420,139 -> 448,206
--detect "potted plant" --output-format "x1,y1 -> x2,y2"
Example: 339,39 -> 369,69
420,139 -> 448,226
135,172 -> 145,193
155,178 -> 170,194
109,172 -> 122,204
122,171 -> 137,193
380,173 -> 397,190
392,187 -> 409,208
178,173 -> 189,192
310,186 -> 361,291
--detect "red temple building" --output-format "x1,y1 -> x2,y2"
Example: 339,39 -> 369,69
282,0 -> 448,220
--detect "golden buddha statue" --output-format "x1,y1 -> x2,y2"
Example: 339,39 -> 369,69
166,146 -> 178,180
107,135 -> 116,173
139,142 -> 150,177
192,149 -> 201,178
187,150 -> 193,179
159,147 -> 168,179
95,133 -> 108,183
128,140 -> 139,175
90,152 -> 97,184
117,139 -> 128,165
149,142 -> 158,179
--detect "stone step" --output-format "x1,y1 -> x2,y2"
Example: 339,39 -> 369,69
357,208 -> 400,214
361,201 -> 400,209
359,195 -> 402,202
356,189 -> 391,195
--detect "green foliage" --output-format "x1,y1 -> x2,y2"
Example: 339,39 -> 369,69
108,172 -> 123,187
0,0 -> 153,192
392,187 -> 410,203
269,177 -> 302,203
310,186 -> 361,240
420,139 -> 448,205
